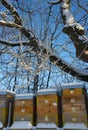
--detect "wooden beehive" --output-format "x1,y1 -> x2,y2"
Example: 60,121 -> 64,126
37,88 -> 62,128
61,84 -> 88,127
13,94 -> 33,124
84,87 -> 88,126
0,90 -> 15,127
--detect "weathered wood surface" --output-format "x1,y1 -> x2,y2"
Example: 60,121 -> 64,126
62,87 -> 88,127
13,99 -> 33,122
62,95 -> 85,104
62,88 -> 83,95
37,94 -> 59,125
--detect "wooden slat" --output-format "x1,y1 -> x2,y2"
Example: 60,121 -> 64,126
14,106 -> 33,114
14,99 -> 33,106
63,113 -> 87,123
37,95 -> 57,104
14,114 -> 32,121
62,95 -> 85,104
37,114 -> 58,124
62,88 -> 83,95
62,104 -> 86,113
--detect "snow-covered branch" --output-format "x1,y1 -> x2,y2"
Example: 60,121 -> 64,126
48,0 -> 61,5
0,1 -> 88,82
61,0 -> 88,62
0,20 -> 37,42
0,40 -> 30,47
0,0 -> 22,25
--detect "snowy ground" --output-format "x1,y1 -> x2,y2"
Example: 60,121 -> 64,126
3,122 -> 88,130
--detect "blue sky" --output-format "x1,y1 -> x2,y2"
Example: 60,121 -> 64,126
0,0 -> 88,92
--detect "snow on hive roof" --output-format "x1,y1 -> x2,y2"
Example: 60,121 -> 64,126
10,121 -> 32,129
0,90 -> 15,96
60,82 -> 84,89
37,88 -> 57,95
15,93 -> 34,99
37,123 -> 57,128
63,123 -> 87,129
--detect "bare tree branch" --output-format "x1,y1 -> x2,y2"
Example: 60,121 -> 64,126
0,39 -> 88,82
0,0 -> 88,82
0,0 -> 22,25
48,0 -> 61,5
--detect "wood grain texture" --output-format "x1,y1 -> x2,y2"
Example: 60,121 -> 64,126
62,95 -> 85,104
62,88 -> 83,95
62,104 -> 86,113
63,113 -> 87,123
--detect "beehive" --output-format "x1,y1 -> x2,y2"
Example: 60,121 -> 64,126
13,94 -> 33,124
84,87 -> 88,126
61,84 -> 88,127
37,88 -> 62,128
0,90 -> 15,127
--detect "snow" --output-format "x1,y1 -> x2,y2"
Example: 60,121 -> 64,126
15,93 -> 34,99
0,90 -> 15,96
37,123 -> 57,128
63,9 -> 74,24
10,121 -> 32,129
79,35 -> 88,43
63,123 -> 88,129
3,123 -> 88,129
61,82 -> 83,89
37,88 -> 57,95
0,122 -> 3,128
62,0 -> 75,25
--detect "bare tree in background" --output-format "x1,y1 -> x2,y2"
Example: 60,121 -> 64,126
0,0 -> 88,93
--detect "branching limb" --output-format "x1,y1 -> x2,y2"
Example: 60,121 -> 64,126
0,20 -> 37,42
61,0 -> 88,62
0,1 -> 88,82
0,39 -> 88,82
0,0 -> 22,25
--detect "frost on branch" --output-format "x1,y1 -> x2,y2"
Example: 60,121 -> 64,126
0,0 -> 88,83
61,0 -> 88,62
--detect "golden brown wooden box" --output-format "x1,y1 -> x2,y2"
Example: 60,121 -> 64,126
13,94 -> 33,123
0,91 -> 15,127
37,89 -> 61,126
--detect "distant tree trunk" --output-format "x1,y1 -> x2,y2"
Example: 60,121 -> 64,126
13,58 -> 18,91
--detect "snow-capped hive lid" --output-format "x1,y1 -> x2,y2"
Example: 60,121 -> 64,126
61,82 -> 84,90
15,93 -> 34,100
37,88 -> 57,95
0,90 -> 15,96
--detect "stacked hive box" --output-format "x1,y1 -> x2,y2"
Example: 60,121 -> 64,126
84,87 -> 88,126
13,94 -> 33,125
37,88 -> 62,130
62,84 -> 88,127
0,90 -> 15,127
